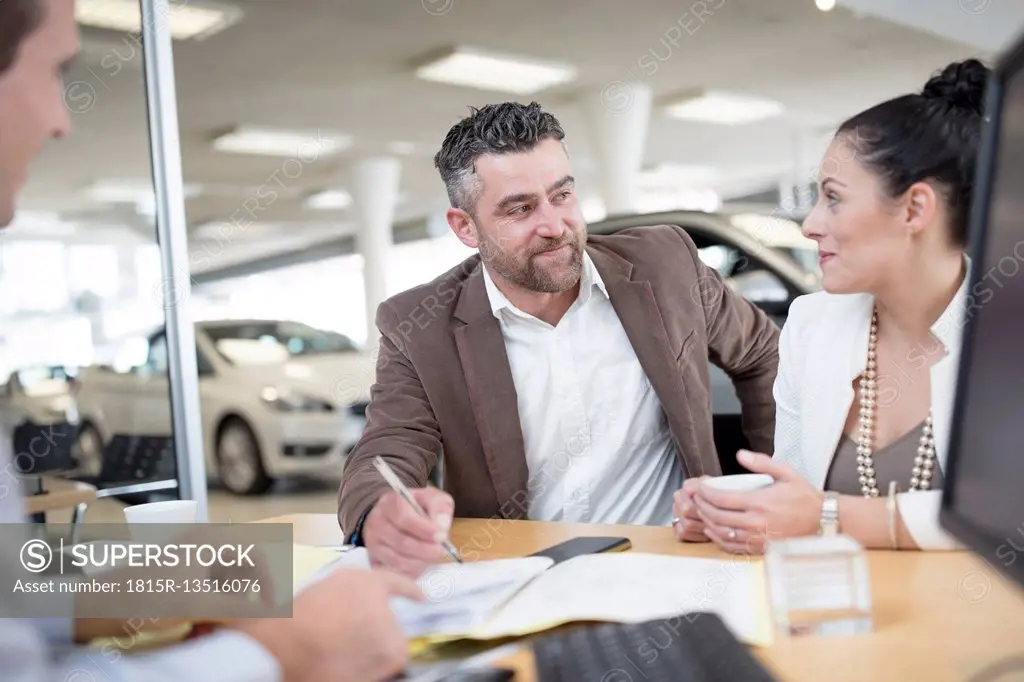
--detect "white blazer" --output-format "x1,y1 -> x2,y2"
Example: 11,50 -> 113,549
772,269 -> 970,550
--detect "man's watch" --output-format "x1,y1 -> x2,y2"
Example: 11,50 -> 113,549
819,491 -> 840,536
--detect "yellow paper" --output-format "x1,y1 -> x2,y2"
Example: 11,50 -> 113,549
292,544 -> 348,588
87,544 -> 346,654
88,623 -> 195,653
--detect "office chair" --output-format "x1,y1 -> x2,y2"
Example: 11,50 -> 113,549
13,420 -> 80,523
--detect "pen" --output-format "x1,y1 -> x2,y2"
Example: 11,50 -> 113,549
372,456 -> 462,564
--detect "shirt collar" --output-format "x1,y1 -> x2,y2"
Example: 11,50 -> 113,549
930,253 -> 972,352
481,250 -> 608,320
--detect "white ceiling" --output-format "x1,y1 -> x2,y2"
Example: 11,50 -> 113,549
837,0 -> 1024,53
11,0 -> 1001,274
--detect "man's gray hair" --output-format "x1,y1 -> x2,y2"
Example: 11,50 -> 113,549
0,0 -> 42,75
433,101 -> 566,214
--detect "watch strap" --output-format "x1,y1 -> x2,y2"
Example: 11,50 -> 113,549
346,506 -> 374,546
820,491 -> 840,536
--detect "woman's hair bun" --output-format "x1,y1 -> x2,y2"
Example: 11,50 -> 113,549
922,58 -> 990,114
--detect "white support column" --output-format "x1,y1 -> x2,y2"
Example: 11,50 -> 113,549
777,175 -> 797,215
792,130 -> 815,214
141,0 -> 208,518
351,156 -> 401,348
117,244 -> 139,301
581,82 -> 653,216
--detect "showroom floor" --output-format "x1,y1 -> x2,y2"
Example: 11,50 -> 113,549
42,475 -> 342,525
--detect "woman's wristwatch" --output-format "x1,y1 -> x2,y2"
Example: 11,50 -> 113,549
819,491 -> 840,536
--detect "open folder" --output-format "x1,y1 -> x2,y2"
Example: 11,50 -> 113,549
294,545 -> 773,650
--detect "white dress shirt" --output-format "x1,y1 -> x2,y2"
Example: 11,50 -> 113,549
0,429 -> 282,681
482,251 -> 683,526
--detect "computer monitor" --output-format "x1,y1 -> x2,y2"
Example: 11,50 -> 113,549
940,29 -> 1024,591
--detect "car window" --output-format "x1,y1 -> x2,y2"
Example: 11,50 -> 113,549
196,348 -> 215,376
146,334 -> 213,376
696,244 -> 789,304
147,334 -> 169,374
204,321 -> 360,363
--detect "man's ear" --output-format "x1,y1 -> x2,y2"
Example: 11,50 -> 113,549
447,208 -> 479,248
902,181 -> 939,237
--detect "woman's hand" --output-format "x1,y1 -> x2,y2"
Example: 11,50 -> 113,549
672,475 -> 711,542
692,450 -> 824,554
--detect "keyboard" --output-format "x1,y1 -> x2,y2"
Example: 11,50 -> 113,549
532,612 -> 778,682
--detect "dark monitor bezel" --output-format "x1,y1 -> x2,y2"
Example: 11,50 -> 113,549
939,29 -> 1024,590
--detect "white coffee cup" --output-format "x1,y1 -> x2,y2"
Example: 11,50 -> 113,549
701,473 -> 774,492
123,500 -> 199,524
124,500 -> 198,543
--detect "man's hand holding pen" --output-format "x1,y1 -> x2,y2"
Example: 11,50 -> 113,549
363,456 -> 461,579
363,487 -> 457,579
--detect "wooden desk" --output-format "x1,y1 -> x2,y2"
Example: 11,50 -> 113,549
23,477 -> 96,517
257,513 -> 1024,681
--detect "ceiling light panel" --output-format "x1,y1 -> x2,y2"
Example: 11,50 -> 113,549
86,179 -> 201,203
638,164 -> 719,189
76,0 -> 243,41
663,90 -> 785,125
212,126 -> 351,157
305,190 -> 352,210
415,47 -> 578,95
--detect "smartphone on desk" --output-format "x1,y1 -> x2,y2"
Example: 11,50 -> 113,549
529,536 -> 631,564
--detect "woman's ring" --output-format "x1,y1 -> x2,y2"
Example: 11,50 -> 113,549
727,528 -> 738,540
671,517 -> 681,526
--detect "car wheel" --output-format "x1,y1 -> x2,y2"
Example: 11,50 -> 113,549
216,418 -> 272,495
72,423 -> 104,477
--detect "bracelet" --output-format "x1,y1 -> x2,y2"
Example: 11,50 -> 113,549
886,481 -> 900,550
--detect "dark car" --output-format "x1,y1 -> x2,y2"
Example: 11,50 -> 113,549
587,210 -> 821,474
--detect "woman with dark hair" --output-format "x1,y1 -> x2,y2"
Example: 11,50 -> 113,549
673,59 -> 990,552
0,0 -> 43,73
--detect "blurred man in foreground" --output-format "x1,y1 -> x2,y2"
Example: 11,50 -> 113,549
0,2 -> 419,681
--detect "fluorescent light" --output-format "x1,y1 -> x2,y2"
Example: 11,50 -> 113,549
87,180 -> 152,203
415,46 -> 577,95
636,189 -> 722,213
86,179 -> 201,203
87,179 -> 201,220
305,190 -> 352,210
193,220 -> 275,239
7,212 -> 78,235
663,90 -> 785,125
193,221 -> 231,239
213,126 -> 351,157
638,164 -> 719,189
75,0 -> 242,41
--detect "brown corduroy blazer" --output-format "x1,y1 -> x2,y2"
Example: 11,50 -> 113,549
337,224 -> 780,535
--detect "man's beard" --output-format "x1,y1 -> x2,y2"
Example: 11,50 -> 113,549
481,231 -> 584,293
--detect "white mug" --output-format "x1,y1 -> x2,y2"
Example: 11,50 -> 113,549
123,500 -> 198,524
124,500 -> 198,543
701,473 -> 774,492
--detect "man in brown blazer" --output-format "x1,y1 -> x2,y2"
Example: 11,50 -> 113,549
339,101 -> 780,578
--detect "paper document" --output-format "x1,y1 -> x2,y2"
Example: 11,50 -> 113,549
474,552 -> 768,644
400,551 -> 772,649
292,544 -> 370,592
288,545 -> 771,648
392,556 -> 553,639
